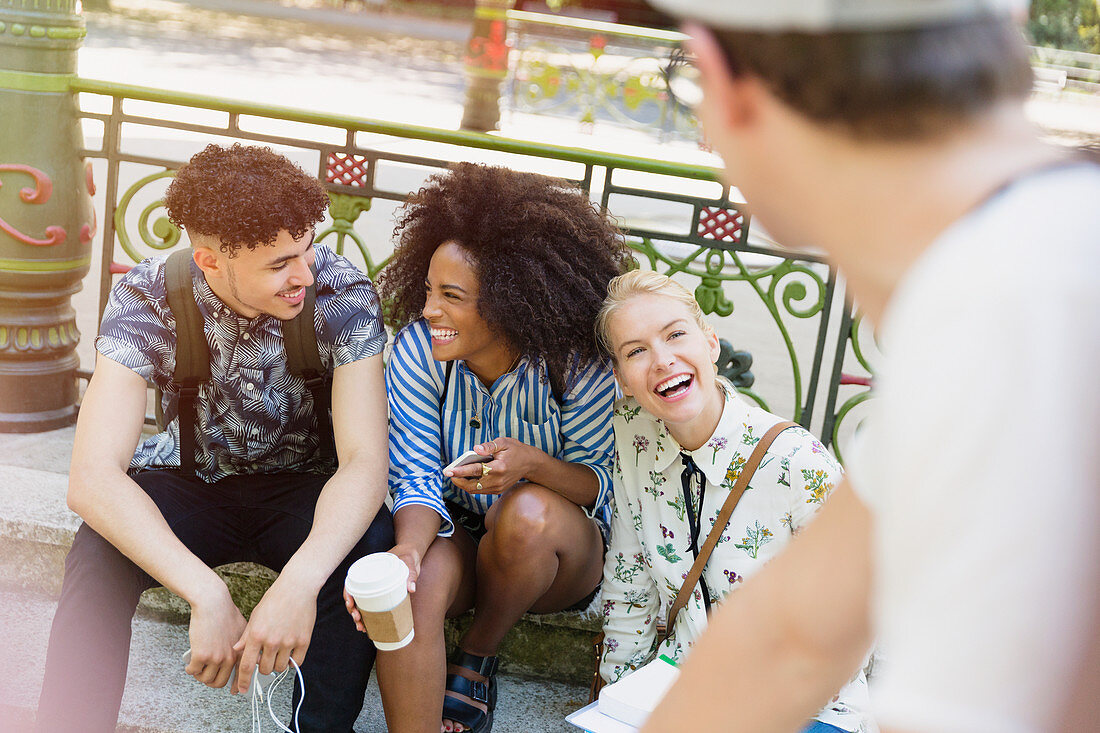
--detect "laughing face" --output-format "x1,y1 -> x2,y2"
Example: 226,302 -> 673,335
196,228 -> 316,321
422,240 -> 516,384
607,292 -> 724,450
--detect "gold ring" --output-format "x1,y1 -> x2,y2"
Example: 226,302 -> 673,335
476,481 -> 483,492
481,463 -> 492,477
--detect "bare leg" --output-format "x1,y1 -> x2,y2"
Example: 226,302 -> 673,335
444,484 -> 604,731
377,528 -> 477,733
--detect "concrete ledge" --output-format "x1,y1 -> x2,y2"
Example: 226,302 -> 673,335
0,463 -> 81,600
448,608 -> 602,685
143,570 -> 602,684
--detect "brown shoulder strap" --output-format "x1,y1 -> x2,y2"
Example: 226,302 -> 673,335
661,420 -> 799,645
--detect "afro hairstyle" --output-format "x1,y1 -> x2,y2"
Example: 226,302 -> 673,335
377,162 -> 633,394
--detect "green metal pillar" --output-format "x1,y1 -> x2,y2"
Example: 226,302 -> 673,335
460,0 -> 516,132
0,0 -> 92,432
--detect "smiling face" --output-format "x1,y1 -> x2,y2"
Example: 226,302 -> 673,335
423,240 -> 516,383
608,292 -> 724,449
194,228 -> 316,321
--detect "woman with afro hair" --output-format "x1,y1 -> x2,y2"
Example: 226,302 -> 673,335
345,162 -> 632,732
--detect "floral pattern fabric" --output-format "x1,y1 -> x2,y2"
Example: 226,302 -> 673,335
599,379 -> 869,731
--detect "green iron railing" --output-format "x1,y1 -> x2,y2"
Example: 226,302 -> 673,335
72,77 -> 874,458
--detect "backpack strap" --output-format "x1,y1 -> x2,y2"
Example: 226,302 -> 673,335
282,268 -> 335,465
164,249 -> 209,478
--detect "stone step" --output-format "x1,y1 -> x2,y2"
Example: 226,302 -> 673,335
0,428 -> 603,689
0,586 -> 589,732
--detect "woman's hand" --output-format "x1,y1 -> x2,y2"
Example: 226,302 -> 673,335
343,589 -> 368,634
446,437 -> 542,495
343,543 -> 423,633
389,543 -> 422,593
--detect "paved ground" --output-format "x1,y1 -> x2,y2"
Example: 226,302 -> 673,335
84,0 -> 1100,144
0,587 -> 589,732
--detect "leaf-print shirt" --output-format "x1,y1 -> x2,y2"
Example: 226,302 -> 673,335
95,245 -> 386,481
600,379 -> 869,731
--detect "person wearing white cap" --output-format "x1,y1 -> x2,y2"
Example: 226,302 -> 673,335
635,1 -> 1100,732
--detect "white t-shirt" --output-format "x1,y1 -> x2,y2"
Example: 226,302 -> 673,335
848,162 -> 1100,733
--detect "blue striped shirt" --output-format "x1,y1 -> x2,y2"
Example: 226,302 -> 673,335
387,319 -> 616,539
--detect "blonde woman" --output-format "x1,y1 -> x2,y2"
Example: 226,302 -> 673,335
595,270 -> 869,733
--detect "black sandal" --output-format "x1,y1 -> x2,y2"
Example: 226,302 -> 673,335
442,650 -> 498,733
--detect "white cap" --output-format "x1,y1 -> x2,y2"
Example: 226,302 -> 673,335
647,0 -> 1028,31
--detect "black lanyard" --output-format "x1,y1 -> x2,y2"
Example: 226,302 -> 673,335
679,451 -> 714,614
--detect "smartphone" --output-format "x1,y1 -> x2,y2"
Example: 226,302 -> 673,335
443,449 -> 492,475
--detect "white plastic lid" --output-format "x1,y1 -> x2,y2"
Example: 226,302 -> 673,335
344,552 -> 409,598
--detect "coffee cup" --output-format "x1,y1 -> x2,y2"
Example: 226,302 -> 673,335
345,552 -> 415,651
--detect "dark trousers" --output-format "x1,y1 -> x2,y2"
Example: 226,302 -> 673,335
36,470 -> 394,733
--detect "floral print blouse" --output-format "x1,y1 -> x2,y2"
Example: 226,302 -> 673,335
599,380 -> 870,731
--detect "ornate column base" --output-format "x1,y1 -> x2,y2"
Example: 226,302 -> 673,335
0,357 -> 79,432
0,304 -> 80,432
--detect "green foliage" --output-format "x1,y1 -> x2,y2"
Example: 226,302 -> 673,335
656,543 -> 682,564
1029,0 -> 1100,53
1082,1 -> 1100,53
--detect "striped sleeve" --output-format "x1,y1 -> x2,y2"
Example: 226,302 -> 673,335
559,358 -> 617,522
386,325 -> 454,537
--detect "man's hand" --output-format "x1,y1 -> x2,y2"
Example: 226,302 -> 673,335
232,574 -> 317,695
185,585 -> 247,689
446,437 -> 539,495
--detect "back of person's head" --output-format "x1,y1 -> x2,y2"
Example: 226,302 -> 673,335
650,0 -> 1033,139
164,143 -> 328,257
596,269 -> 713,359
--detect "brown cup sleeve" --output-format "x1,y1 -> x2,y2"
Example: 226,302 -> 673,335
359,594 -> 414,644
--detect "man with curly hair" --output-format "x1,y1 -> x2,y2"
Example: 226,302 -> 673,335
36,144 -> 394,732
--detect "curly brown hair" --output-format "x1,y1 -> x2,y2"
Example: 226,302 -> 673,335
164,143 -> 328,257
377,163 -> 633,393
